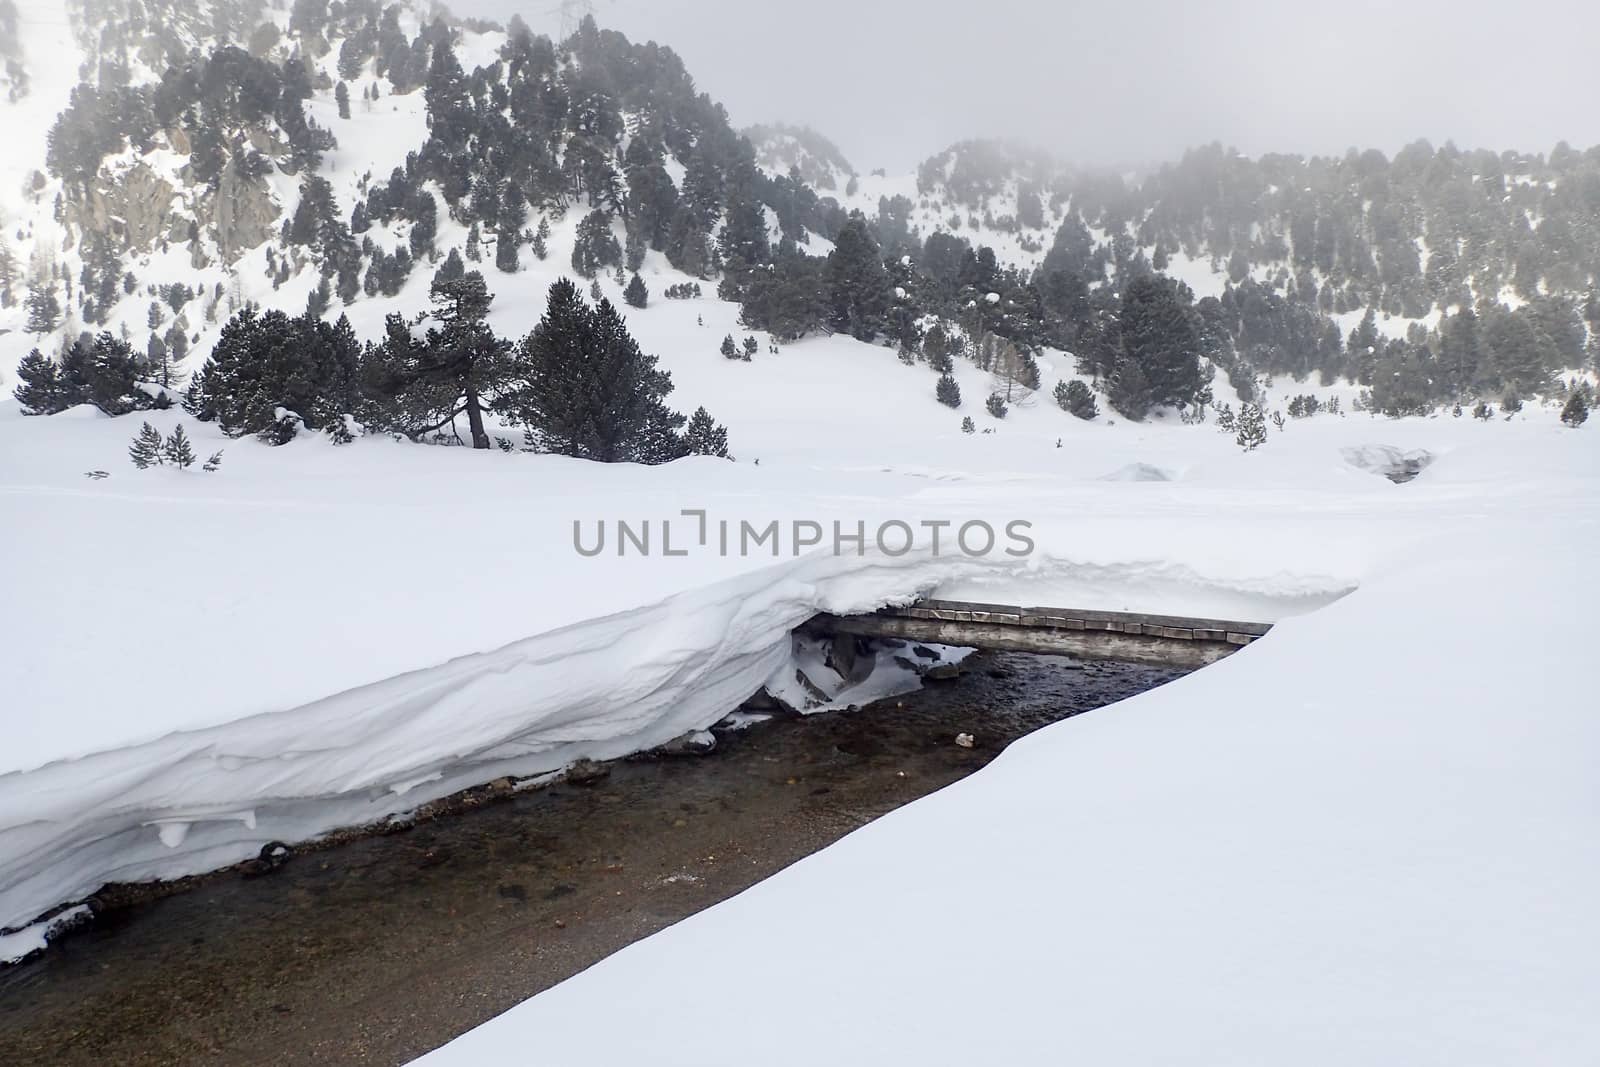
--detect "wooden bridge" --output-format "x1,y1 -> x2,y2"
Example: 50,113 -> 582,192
809,599 -> 1272,670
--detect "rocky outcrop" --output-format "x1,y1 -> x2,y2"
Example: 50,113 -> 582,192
61,126 -> 282,265
62,163 -> 177,254
197,167 -> 278,263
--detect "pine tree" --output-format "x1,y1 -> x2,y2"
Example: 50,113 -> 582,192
146,332 -> 174,387
13,349 -> 67,414
572,209 -> 621,278
335,81 -> 350,120
0,240 -> 16,308
590,279 -> 603,301
26,277 -> 60,333
682,406 -> 730,457
497,184 -> 527,273
742,336 -> 758,359
1560,390 -> 1589,427
720,334 -> 738,359
985,392 -> 1008,419
307,277 -> 331,318
624,273 -> 648,308
1055,378 -> 1098,419
129,421 -> 164,468
936,372 -> 961,408
1235,402 -> 1267,451
531,217 -> 550,261
624,224 -> 646,272
1107,358 -> 1154,419
1117,273 -> 1203,409
416,266 -> 508,449
961,416 -> 975,434
465,221 -> 481,262
162,424 -> 196,468
499,280 -> 686,463
824,213 -> 891,341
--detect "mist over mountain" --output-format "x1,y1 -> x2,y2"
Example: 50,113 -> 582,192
450,0 -> 1600,173
1,0 -> 1597,436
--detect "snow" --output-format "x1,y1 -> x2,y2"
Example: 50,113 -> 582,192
412,445 -> 1600,1065
3,374 -> 1593,951
0,8 -> 1595,1046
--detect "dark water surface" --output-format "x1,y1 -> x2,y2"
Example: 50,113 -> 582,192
0,651 -> 1182,1066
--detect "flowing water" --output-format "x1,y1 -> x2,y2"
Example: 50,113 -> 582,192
0,650 -> 1183,1066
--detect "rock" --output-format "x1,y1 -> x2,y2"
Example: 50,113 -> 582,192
925,662 -> 961,681
911,644 -> 942,661
954,733 -> 975,748
240,841 -> 293,878
564,758 -> 610,786
740,688 -> 784,711
658,729 -> 717,757
487,777 -> 514,796
825,634 -> 873,683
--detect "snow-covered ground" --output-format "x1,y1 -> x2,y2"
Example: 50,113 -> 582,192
414,490 -> 1600,1065
1,9 -> 1595,1050
3,360 -> 1594,964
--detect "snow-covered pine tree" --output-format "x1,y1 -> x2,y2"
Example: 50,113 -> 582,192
162,424 -> 197,468
1235,403 -> 1267,451
985,392 -> 1008,418
741,336 -> 758,360
129,422 -> 164,468
936,372 -> 961,408
961,416 -> 975,434
720,334 -> 738,359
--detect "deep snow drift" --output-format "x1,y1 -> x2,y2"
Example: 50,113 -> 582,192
415,510 -> 1600,1066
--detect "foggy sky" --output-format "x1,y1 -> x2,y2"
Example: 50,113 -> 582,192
450,0 -> 1600,174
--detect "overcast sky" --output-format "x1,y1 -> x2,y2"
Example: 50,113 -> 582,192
450,0 -> 1600,174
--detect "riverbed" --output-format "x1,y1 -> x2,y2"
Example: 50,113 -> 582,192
0,651 -> 1183,1066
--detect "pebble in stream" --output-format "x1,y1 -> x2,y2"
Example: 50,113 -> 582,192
0,650 -> 1183,1067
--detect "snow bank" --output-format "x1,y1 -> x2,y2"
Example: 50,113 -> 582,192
414,516 -> 1600,1065
1,376 -> 1590,951
0,538 -> 1016,942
